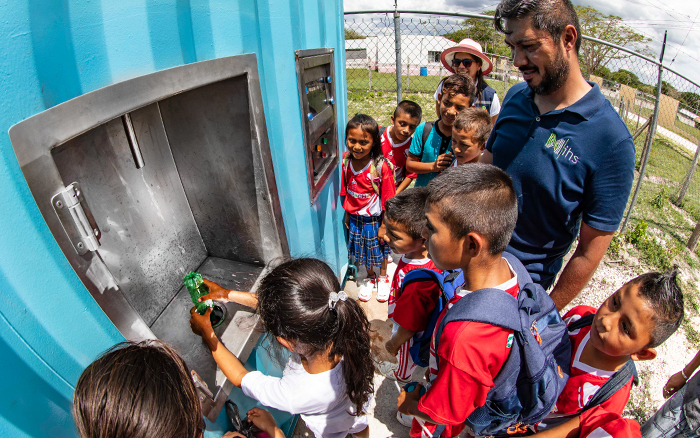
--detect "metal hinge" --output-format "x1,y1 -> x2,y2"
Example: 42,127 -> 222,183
52,182 -> 100,255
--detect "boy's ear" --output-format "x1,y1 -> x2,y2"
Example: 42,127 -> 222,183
631,347 -> 656,362
390,115 -> 395,125
464,232 -> 485,258
437,92 -> 443,103
479,143 -> 486,151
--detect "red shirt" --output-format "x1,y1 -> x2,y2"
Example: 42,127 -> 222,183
388,256 -> 442,333
380,128 -> 416,185
341,152 -> 395,216
538,306 -> 634,430
417,260 -> 519,426
579,406 -> 641,438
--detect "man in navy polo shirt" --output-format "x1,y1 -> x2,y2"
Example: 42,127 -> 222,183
481,0 -> 635,310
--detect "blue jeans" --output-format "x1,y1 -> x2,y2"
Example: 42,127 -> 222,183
642,385 -> 699,438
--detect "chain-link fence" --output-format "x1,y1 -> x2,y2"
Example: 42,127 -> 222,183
344,10 -> 700,254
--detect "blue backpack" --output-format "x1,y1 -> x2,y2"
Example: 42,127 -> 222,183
433,252 -> 572,436
399,269 -> 464,367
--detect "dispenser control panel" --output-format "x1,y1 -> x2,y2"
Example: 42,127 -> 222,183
295,48 -> 337,204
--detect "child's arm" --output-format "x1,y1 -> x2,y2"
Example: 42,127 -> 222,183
190,307 -> 249,387
395,176 -> 413,195
406,153 -> 453,174
201,278 -> 258,309
665,348 -> 700,398
386,325 -> 417,357
531,416 -> 580,438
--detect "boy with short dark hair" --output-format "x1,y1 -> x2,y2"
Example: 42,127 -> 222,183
450,108 -> 492,166
397,164 -> 521,438
535,269 -> 684,436
406,74 -> 476,187
378,187 -> 442,426
381,100 -> 423,194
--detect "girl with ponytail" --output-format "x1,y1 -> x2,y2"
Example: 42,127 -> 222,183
190,258 -> 374,438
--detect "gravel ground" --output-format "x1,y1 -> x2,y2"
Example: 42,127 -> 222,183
291,244 -> 699,437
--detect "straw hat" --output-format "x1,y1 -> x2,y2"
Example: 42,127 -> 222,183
440,38 -> 493,75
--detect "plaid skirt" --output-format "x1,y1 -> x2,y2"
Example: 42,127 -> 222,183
348,214 -> 390,268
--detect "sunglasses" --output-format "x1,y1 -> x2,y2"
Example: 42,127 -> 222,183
452,58 -> 476,68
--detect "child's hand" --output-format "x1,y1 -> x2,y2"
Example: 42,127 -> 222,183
246,407 -> 280,436
378,223 -> 387,240
385,339 -> 399,357
222,433 -> 246,438
663,371 -> 688,398
344,212 -> 350,229
433,152 -> 454,172
397,384 -> 423,414
199,278 -> 230,302
189,306 -> 214,338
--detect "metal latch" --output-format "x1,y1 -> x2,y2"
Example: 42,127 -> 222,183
52,182 -> 100,255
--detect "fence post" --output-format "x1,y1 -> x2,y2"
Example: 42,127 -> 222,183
689,221 -> 700,251
502,58 -> 508,96
368,57 -> 372,91
677,138 -> 700,206
394,7 -> 402,104
620,31 -> 667,234
407,57 -> 410,91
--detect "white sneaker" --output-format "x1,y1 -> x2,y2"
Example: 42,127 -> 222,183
377,361 -> 398,380
376,275 -> 390,302
357,277 -> 374,302
396,411 -> 414,427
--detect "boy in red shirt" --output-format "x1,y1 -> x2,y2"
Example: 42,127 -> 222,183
377,188 -> 442,402
381,100 -> 422,195
535,269 -> 684,436
397,164 -> 520,438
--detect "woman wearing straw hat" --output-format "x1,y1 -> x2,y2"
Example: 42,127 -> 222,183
434,38 -> 500,123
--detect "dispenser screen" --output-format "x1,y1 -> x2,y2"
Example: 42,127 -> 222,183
306,79 -> 327,116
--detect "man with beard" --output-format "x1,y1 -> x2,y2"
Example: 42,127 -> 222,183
481,0 -> 635,310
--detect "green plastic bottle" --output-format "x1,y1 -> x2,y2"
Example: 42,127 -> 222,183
184,271 -> 212,315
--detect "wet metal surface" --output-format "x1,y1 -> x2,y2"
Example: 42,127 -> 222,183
150,257 -> 263,398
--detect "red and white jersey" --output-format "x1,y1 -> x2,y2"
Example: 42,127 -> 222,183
388,256 -> 440,319
538,306 -> 634,430
341,154 -> 395,216
381,128 -> 416,184
579,405 -> 641,438
417,260 -> 519,427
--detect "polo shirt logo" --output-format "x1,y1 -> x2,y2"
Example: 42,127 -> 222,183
544,132 -> 579,164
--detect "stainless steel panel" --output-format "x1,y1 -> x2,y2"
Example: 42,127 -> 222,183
51,104 -> 208,326
150,256 -> 263,419
159,77 -> 264,264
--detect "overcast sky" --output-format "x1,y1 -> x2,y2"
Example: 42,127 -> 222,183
343,0 -> 700,90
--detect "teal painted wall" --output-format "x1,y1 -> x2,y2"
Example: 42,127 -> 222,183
0,1 -> 347,436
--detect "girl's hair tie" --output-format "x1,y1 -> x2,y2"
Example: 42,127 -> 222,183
328,291 -> 348,310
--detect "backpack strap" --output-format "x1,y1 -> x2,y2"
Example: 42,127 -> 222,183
416,121 -> 434,161
567,314 -> 595,332
583,359 -> 638,411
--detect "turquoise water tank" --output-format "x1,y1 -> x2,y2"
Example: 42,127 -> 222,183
0,1 -> 347,437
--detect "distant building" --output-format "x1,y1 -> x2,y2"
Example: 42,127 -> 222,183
346,34 -> 455,75
678,108 -> 699,127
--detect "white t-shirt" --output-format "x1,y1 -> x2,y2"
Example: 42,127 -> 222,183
434,80 -> 501,117
241,354 -> 369,438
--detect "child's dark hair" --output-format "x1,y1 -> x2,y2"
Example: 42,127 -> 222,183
630,267 -> 684,348
426,164 -> 517,254
440,74 -> 476,106
72,341 -> 203,438
394,100 -> 423,121
346,113 -> 385,172
255,258 -> 374,415
385,187 -> 429,240
454,108 -> 493,146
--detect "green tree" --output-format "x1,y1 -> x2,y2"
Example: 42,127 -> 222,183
576,5 -> 651,78
662,81 -> 680,99
609,69 -> 642,87
442,11 -> 510,56
680,92 -> 700,109
345,28 -> 365,40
